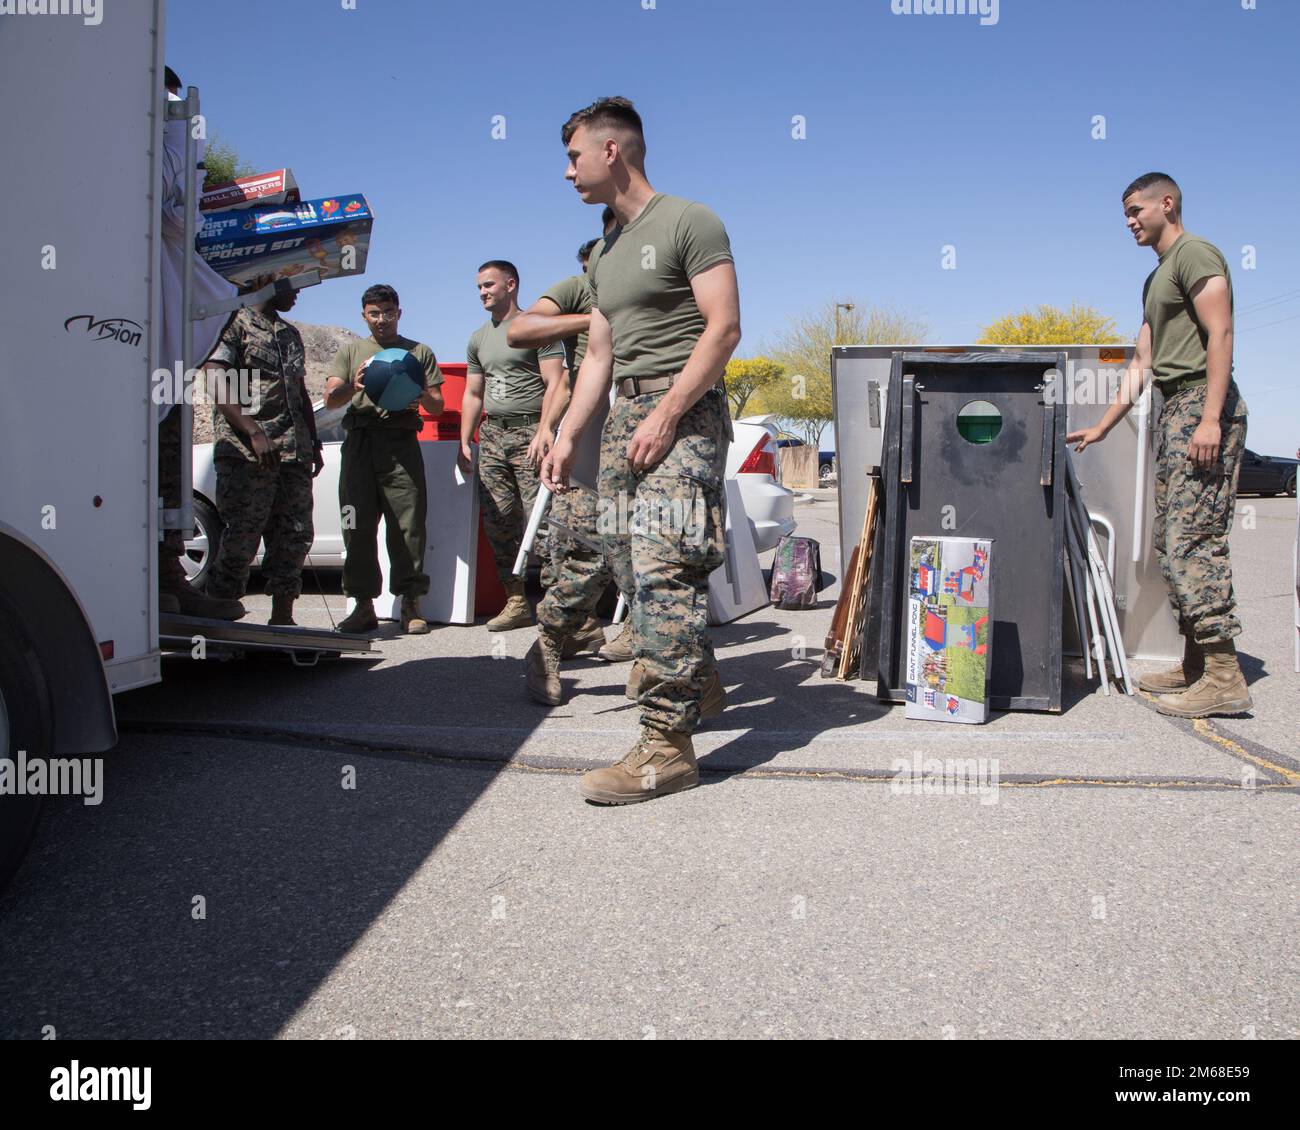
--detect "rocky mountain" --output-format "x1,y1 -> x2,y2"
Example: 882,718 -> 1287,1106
190,320 -> 360,443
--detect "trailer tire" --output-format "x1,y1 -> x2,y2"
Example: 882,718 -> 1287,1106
0,603 -> 52,893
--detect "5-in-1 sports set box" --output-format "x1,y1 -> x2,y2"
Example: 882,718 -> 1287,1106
197,193 -> 373,287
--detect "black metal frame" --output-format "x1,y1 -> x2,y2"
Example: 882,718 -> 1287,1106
865,351 -> 1068,713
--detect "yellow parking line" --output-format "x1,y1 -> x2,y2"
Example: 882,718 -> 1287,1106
1192,719 -> 1300,784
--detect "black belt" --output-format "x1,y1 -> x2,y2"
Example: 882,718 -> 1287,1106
486,412 -> 541,429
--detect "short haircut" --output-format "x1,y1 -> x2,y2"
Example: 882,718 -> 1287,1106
164,65 -> 181,93
1123,172 -> 1181,214
561,96 -> 646,165
478,260 -> 519,284
577,238 -> 600,263
361,284 -> 399,308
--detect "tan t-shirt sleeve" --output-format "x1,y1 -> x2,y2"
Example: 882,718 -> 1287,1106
326,342 -> 354,383
1175,240 -> 1228,297
414,344 -> 443,388
676,202 -> 733,280
466,328 -> 483,375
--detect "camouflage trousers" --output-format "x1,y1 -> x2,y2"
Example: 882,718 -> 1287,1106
536,483 -> 630,635
478,418 -> 547,585
1153,381 -> 1248,644
600,386 -> 729,734
207,458 -> 314,599
157,406 -> 187,585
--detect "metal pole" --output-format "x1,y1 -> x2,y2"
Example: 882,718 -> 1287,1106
513,482 -> 552,577
176,85 -> 198,539
1067,504 -> 1109,694
1131,384 -> 1151,564
1064,544 -> 1092,680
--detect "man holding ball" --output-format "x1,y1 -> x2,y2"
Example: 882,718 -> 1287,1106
325,284 -> 444,635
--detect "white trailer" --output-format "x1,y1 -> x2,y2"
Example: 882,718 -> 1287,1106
0,1 -> 366,885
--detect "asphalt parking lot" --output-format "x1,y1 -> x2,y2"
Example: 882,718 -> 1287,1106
0,493 -> 1295,1039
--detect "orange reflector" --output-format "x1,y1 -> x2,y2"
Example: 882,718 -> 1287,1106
1098,349 -> 1128,362
99,641 -> 114,660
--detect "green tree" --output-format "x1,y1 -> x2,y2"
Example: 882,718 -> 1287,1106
202,132 -> 254,191
756,300 -> 929,445
724,356 -> 785,419
977,303 -> 1124,345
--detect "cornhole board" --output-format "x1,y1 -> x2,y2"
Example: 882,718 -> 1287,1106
425,363 -> 505,617
378,440 -> 478,625
904,536 -> 993,724
708,477 -> 769,625
868,351 -> 1067,713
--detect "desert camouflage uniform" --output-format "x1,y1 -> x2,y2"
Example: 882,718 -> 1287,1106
478,417 -> 546,585
204,306 -> 316,600
1153,380 -> 1248,644
537,484 -> 617,633
599,385 -> 729,733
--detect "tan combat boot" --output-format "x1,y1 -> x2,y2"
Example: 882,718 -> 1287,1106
1154,641 -> 1253,718
598,618 -> 634,663
578,728 -> 700,804
163,577 -> 245,620
561,616 -> 607,659
487,579 -> 535,631
401,595 -> 430,635
625,662 -> 727,720
1138,636 -> 1204,694
525,629 -> 565,706
337,597 -> 378,634
268,595 -> 296,627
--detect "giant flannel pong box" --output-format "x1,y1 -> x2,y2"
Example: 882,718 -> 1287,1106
904,536 -> 994,724
196,193 -> 372,286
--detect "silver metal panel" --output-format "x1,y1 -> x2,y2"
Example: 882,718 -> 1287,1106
105,653 -> 162,696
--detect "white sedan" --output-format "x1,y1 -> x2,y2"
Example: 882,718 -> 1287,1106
186,404 -> 797,584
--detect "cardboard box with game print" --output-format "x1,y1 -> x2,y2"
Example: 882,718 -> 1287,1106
196,193 -> 372,286
199,168 -> 300,213
904,536 -> 993,724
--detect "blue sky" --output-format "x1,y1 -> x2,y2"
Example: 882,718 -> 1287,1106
169,0 -> 1299,458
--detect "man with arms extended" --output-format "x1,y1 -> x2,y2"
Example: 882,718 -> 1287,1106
202,281 -> 322,625
324,284 -> 444,635
1069,172 -> 1250,717
544,97 -> 741,803
457,261 -> 565,632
